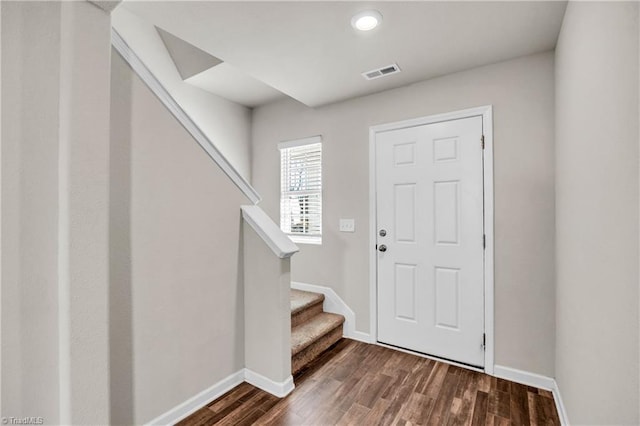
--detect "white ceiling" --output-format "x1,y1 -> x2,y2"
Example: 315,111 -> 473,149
185,62 -> 285,108
155,25 -> 284,107
122,1 -> 567,108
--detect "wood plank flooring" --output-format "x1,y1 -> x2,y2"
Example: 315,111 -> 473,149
178,340 -> 560,425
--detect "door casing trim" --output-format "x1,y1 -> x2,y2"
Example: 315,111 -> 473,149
368,105 -> 494,374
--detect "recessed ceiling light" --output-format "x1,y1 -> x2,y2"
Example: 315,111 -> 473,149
351,10 -> 383,32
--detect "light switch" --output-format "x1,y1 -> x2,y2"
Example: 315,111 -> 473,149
339,219 -> 355,233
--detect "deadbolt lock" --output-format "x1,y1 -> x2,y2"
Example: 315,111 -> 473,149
379,229 -> 387,237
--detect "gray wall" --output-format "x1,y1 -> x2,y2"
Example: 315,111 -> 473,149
555,2 -> 639,424
1,3 -> 62,420
110,52 -> 249,424
243,222 -> 292,385
1,2 -> 112,423
252,51 -> 556,377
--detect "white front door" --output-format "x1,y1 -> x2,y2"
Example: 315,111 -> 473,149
376,115 -> 485,367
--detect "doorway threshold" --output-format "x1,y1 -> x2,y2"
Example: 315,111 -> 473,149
376,341 -> 485,374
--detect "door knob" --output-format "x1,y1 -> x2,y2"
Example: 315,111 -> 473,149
378,244 -> 387,252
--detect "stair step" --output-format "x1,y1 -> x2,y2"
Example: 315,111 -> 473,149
291,312 -> 344,374
291,312 -> 344,356
291,289 -> 324,314
291,289 -> 325,328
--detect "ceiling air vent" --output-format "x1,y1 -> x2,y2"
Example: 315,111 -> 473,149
362,63 -> 401,80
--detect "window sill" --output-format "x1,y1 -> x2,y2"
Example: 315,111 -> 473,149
288,235 -> 322,245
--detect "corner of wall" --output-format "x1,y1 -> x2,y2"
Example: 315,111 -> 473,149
554,2 -> 640,423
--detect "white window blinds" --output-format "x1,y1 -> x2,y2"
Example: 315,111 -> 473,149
279,137 -> 322,244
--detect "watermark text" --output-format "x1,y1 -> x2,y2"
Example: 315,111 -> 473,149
2,417 -> 44,425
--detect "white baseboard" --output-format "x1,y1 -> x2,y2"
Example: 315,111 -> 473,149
145,368 -> 295,425
550,380 -> 570,426
493,365 -> 569,425
145,369 -> 245,425
493,365 -> 555,390
291,281 -> 374,343
244,369 -> 294,398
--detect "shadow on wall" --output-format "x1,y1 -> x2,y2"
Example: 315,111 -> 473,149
109,47 -> 135,425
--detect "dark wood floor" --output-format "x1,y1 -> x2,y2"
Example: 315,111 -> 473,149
178,339 -> 560,425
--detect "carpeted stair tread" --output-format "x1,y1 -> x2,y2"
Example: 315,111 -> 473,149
291,312 -> 345,356
290,289 -> 324,315
292,327 -> 343,374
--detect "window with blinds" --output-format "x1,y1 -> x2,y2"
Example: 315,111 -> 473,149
279,136 -> 322,244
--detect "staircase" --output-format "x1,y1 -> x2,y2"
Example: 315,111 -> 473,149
291,289 -> 345,374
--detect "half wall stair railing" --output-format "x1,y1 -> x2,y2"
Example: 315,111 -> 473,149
111,28 -> 299,397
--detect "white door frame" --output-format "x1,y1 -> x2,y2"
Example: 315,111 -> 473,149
368,105 -> 494,375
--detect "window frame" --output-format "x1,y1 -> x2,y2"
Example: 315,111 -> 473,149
278,136 -> 323,245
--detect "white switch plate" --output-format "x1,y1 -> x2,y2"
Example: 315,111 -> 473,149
339,219 -> 355,232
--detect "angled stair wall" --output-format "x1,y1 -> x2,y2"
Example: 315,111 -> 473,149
110,27 -> 300,422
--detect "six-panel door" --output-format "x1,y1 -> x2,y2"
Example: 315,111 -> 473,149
376,116 -> 485,367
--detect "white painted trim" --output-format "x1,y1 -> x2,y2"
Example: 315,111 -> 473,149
370,105 -> 494,133
145,370 -> 245,426
347,331 -> 373,344
278,135 -> 322,150
481,106 -> 495,375
144,368 -> 295,425
110,28 -> 261,205
368,105 -> 495,373
493,365 -> 554,391
493,365 -> 569,425
289,234 -> 322,245
368,126 -> 378,343
243,369 -> 295,398
291,282 -> 374,343
551,380 -> 570,426
241,205 -> 299,259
